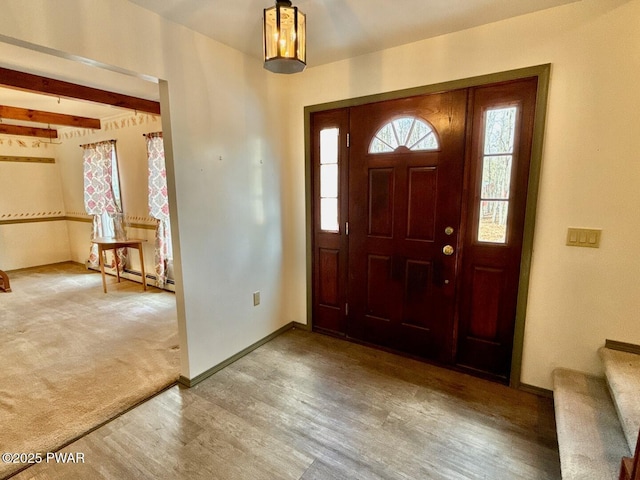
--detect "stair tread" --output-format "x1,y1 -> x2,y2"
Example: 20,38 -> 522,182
600,347 -> 640,453
621,456 -> 634,477
553,368 -> 630,480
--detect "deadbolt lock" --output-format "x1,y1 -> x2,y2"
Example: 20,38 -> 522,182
442,245 -> 454,256
445,226 -> 454,235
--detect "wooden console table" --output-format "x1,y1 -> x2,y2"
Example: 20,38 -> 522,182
0,269 -> 10,292
92,237 -> 147,293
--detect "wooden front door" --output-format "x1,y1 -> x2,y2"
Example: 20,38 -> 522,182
310,77 -> 539,382
347,91 -> 467,363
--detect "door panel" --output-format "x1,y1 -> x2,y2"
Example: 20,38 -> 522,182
403,260 -> 434,329
317,248 -> 340,306
407,167 -> 437,241
468,266 -> 505,340
367,255 -> 393,320
368,168 -> 395,237
348,91 -> 468,363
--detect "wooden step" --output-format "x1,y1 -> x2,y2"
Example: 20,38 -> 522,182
619,428 -> 640,480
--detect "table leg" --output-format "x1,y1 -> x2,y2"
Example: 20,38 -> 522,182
99,246 -> 108,293
138,243 -> 147,291
0,269 -> 11,293
115,248 -> 121,283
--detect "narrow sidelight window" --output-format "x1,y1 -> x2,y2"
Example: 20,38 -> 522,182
477,107 -> 517,243
320,127 -> 339,231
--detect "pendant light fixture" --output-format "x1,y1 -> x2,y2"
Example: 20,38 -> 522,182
263,0 -> 306,74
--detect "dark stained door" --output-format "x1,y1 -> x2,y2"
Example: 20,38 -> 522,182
347,91 -> 467,363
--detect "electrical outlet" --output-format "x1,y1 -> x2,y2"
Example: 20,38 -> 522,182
253,291 -> 260,306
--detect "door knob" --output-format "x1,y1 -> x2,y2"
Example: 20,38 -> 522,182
442,245 -> 454,256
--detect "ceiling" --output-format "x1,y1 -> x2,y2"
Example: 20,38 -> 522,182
129,0 -> 581,67
1,0 -> 581,137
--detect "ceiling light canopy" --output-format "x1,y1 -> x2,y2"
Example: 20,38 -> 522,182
263,0 -> 306,74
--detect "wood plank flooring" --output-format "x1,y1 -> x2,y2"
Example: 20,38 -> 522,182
10,328 -> 561,480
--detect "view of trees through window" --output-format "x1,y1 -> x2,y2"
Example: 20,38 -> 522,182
478,106 -> 517,243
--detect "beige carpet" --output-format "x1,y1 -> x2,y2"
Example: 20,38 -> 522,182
0,262 -> 179,479
553,368 -> 630,480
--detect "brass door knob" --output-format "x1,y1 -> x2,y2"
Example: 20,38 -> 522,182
442,245 -> 454,256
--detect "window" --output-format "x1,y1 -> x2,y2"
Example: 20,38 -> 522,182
369,116 -> 438,153
146,132 -> 173,288
83,140 -> 127,269
100,148 -> 123,238
477,107 -> 517,243
320,127 -> 339,231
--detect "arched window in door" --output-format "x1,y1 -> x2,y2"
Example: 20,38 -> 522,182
369,116 -> 439,153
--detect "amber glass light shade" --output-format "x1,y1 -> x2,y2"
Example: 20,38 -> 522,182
263,0 -> 306,74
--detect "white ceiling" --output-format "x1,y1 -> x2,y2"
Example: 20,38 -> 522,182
1,0 -> 581,131
129,0 -> 581,67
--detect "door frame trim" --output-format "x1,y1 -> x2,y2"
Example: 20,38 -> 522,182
304,64 -> 551,389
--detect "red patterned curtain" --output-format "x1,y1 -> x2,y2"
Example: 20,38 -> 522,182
146,132 -> 172,288
83,141 -> 127,270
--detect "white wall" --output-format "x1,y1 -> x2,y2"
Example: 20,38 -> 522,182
0,139 -> 70,270
0,0 -> 288,380
285,0 -> 640,389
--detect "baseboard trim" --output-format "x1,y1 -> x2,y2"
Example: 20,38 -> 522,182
605,339 -> 640,355
292,321 -> 311,331
178,322 -> 555,398
519,382 -> 553,399
6,260 -> 81,274
179,322 -> 297,388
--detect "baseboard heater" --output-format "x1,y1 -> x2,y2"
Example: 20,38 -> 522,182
87,264 -> 175,292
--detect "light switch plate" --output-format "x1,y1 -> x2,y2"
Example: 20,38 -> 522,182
566,228 -> 601,248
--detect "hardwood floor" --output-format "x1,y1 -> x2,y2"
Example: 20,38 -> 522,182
10,329 -> 561,480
